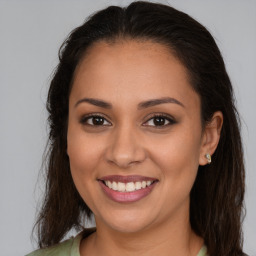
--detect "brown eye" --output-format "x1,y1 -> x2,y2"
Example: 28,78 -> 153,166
80,115 -> 111,126
143,114 -> 176,127
153,116 -> 166,126
91,116 -> 104,125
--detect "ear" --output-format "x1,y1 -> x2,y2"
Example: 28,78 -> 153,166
199,111 -> 223,166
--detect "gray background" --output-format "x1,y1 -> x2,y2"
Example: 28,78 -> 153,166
0,0 -> 255,255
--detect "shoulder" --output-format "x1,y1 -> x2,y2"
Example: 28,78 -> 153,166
26,228 -> 96,256
25,238 -> 74,256
197,245 -> 208,256
26,234 -> 81,256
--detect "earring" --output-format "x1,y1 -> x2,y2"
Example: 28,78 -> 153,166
205,154 -> 211,164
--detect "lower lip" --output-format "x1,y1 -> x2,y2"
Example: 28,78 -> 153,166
98,181 -> 157,203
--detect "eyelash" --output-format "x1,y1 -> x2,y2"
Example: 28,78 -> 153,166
143,113 -> 176,127
80,113 -> 111,126
80,113 -> 176,128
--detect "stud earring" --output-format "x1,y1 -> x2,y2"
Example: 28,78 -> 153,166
205,154 -> 211,164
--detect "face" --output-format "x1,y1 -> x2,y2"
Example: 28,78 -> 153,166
67,40 -> 205,234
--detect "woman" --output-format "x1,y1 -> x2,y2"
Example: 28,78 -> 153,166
27,1 -> 246,256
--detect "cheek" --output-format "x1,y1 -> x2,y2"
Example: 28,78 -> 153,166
67,127 -> 105,210
149,127 -> 201,186
67,125 -> 103,180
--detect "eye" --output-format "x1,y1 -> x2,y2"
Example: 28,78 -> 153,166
80,114 -> 111,126
143,114 -> 176,127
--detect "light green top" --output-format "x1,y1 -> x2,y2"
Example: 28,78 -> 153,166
26,230 -> 84,256
197,245 -> 208,256
26,229 -> 208,256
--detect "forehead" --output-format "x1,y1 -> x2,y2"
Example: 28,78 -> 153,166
75,39 -> 183,80
71,39 -> 199,110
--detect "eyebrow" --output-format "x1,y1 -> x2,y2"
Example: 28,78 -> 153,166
75,97 -> 184,109
75,98 -> 112,109
138,97 -> 185,109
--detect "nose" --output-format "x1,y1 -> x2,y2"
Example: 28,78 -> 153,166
105,124 -> 147,168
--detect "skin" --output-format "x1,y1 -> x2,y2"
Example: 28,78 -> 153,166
67,40 -> 223,256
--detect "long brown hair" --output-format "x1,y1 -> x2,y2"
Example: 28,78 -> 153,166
34,2 -> 246,255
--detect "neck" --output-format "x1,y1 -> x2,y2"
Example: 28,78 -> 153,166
80,208 -> 203,256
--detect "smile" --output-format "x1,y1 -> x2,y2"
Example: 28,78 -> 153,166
98,175 -> 158,203
104,180 -> 154,192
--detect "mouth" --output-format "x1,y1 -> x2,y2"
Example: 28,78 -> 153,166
97,175 -> 159,203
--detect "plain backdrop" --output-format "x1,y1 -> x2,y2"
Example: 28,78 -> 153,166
0,0 -> 255,255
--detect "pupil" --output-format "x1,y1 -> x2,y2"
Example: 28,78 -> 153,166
93,117 -> 104,125
154,117 -> 165,126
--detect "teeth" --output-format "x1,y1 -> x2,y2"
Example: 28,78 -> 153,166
112,181 -> 118,190
135,181 -> 142,190
126,182 -> 135,192
106,181 -> 112,189
117,182 -> 126,192
146,181 -> 151,186
104,180 -> 154,192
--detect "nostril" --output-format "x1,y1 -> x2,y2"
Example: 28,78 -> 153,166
104,132 -> 147,168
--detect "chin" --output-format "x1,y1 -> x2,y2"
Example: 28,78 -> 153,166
96,210 -> 156,234
108,221 -> 151,234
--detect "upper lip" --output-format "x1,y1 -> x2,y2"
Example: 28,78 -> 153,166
98,175 -> 158,183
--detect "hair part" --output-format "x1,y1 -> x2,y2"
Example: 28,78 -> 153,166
34,2 -> 246,255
